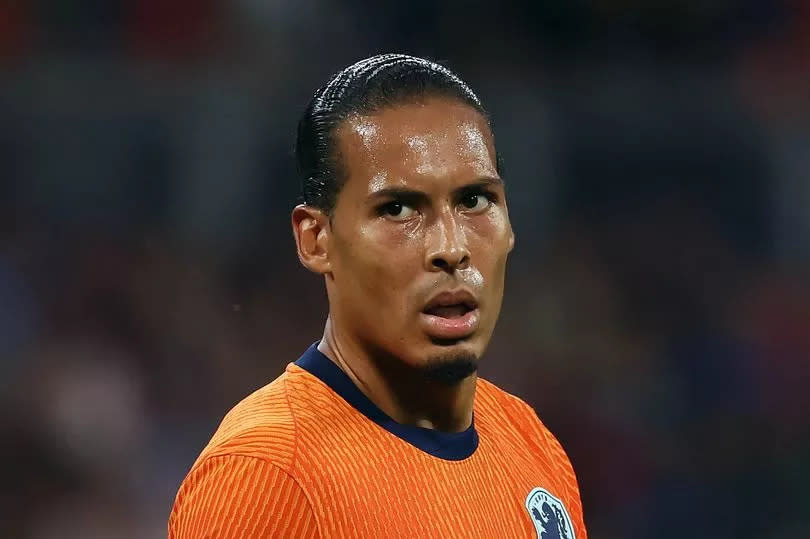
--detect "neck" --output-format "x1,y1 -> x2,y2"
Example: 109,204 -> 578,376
317,317 -> 476,433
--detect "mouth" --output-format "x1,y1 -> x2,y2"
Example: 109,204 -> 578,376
423,303 -> 475,319
420,290 -> 480,340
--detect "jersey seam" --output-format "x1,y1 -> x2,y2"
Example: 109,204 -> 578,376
200,452 -> 323,539
282,374 -> 323,537
281,376 -> 300,474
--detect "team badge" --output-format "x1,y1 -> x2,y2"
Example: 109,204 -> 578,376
525,487 -> 575,539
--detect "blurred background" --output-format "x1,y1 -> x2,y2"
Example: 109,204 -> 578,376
1,1 -> 809,537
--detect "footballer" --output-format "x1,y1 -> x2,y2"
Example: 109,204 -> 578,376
169,54 -> 587,538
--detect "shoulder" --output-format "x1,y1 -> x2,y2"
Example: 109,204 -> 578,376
196,368 -> 300,472
476,376 -> 540,426
170,367 -> 322,537
475,377 -> 572,465
169,453 -> 320,538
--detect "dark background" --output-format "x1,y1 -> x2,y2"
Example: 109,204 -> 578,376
1,1 -> 809,537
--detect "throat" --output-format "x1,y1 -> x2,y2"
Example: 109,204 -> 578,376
317,328 -> 476,433
367,358 -> 478,433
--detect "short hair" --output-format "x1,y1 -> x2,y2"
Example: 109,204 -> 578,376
296,53 -> 499,214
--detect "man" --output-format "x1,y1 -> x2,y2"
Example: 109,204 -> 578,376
169,53 -> 587,538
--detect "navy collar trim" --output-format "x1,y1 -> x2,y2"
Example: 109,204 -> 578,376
294,343 -> 478,461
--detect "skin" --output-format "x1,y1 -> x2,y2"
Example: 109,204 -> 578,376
291,97 -> 514,433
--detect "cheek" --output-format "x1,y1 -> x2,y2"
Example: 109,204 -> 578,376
469,211 -> 512,314
468,209 -> 513,261
338,223 -> 422,297
356,221 -> 418,265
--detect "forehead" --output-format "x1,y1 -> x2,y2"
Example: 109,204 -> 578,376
335,98 -> 498,192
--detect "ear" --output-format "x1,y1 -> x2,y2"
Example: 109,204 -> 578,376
291,204 -> 332,274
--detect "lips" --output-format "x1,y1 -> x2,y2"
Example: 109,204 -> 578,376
422,289 -> 478,315
420,289 -> 480,340
425,304 -> 471,318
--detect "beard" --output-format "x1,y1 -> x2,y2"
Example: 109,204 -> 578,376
420,351 -> 479,386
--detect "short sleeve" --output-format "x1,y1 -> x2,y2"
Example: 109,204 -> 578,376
169,454 -> 320,538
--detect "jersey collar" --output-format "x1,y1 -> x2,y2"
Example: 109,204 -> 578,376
295,343 -> 479,461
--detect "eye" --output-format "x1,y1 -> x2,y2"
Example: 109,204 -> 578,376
380,201 -> 417,221
459,193 -> 491,213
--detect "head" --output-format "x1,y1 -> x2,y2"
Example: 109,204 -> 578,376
292,54 -> 514,384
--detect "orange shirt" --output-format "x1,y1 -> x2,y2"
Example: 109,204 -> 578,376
169,344 -> 587,538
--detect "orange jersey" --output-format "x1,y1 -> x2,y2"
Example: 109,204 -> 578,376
169,344 -> 587,538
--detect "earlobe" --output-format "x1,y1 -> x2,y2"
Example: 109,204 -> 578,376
291,204 -> 331,274
508,229 -> 515,252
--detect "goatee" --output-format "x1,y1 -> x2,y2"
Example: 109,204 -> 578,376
421,352 -> 478,386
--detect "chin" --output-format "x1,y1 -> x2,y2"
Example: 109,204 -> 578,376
421,343 -> 480,386
379,332 -> 485,370
427,333 -> 482,352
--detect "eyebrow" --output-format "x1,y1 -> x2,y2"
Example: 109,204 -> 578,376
367,176 -> 503,201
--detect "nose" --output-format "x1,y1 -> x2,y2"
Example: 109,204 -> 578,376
425,210 -> 470,273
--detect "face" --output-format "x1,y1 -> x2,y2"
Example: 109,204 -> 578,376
296,97 -> 514,371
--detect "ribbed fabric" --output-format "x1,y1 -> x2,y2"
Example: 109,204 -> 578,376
169,361 -> 587,538
171,454 -> 318,538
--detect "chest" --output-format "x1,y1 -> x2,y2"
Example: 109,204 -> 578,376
294,433 -> 577,538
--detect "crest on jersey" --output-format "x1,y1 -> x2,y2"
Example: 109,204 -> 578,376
525,487 -> 575,539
